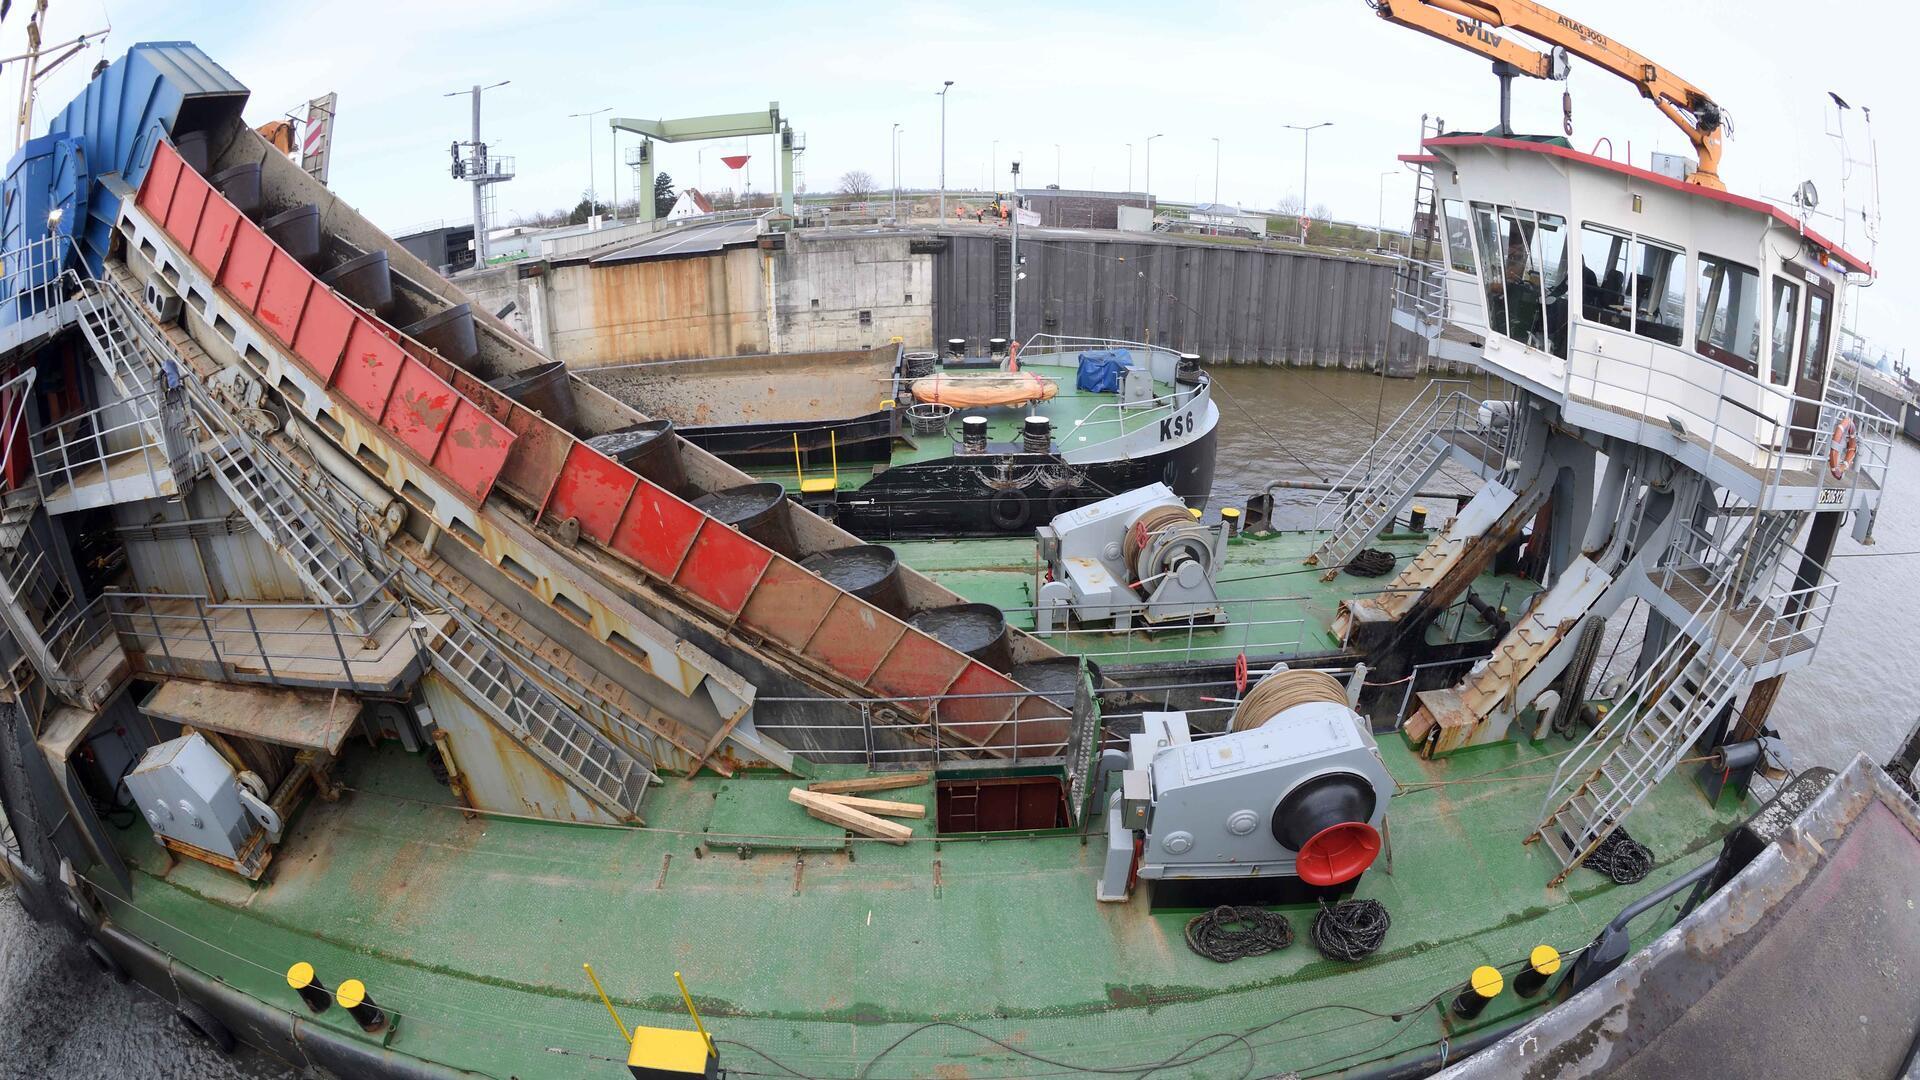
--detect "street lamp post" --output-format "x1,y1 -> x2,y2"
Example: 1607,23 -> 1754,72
938,80 -> 954,220
1009,160 -> 1021,342
1127,143 -> 1133,192
569,107 -> 611,223
1282,121 -> 1332,219
1054,144 -> 1061,186
892,123 -> 901,221
1211,136 -> 1221,207
992,139 -> 999,190
1144,132 -> 1164,207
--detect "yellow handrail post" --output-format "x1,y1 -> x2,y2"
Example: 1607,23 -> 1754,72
582,962 -> 630,1043
792,432 -> 804,490
829,429 -> 838,486
674,970 -> 716,1057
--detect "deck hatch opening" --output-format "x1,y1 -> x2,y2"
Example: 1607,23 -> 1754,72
935,774 -> 1068,835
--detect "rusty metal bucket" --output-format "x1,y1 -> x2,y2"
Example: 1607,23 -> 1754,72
402,303 -> 479,365
320,249 -> 393,312
262,204 -> 322,261
489,361 -> 578,432
584,419 -> 685,494
209,162 -> 263,215
909,603 -> 1013,672
693,482 -> 796,555
802,545 -> 905,615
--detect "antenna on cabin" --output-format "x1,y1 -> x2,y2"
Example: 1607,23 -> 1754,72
1823,90 -> 1881,274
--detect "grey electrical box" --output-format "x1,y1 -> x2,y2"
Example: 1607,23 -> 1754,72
1120,769 -> 1152,829
126,733 -> 254,860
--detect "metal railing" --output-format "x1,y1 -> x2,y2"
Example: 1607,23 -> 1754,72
1018,592 -> 1311,664
93,573 -> 408,693
29,389 -> 175,508
0,234 -> 76,329
1654,518 -> 1840,665
1564,329 -> 1895,499
1296,378 -> 1505,532
1391,254 -> 1449,323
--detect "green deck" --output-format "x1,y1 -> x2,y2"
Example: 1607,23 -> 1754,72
91,732 -> 1745,1079
889,527 -> 1542,664
742,360 -> 1193,492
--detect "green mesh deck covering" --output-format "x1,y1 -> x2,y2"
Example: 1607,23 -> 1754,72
91,732 -> 1744,1079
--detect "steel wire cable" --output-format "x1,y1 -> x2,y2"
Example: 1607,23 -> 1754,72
1183,905 -> 1296,962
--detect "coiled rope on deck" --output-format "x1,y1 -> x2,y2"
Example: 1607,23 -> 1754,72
1581,826 -> 1653,884
1184,905 -> 1295,962
1343,548 -> 1397,578
1311,899 -> 1391,962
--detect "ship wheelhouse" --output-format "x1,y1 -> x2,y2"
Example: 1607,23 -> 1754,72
1420,135 -> 1880,512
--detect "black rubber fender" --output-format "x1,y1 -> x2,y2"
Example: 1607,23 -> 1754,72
175,997 -> 237,1054
988,488 -> 1031,531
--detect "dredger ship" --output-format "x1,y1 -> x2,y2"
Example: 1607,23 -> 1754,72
1,5 -> 1918,1079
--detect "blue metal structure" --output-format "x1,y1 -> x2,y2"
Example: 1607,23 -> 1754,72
1,41 -> 247,307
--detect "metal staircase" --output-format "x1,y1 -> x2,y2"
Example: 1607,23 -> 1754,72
1307,382 -> 1488,572
1528,538 -> 1780,885
420,613 -> 653,821
391,545 -> 693,775
72,276 -> 392,635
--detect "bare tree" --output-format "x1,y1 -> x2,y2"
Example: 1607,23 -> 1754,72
1275,193 -> 1304,215
839,169 -> 878,198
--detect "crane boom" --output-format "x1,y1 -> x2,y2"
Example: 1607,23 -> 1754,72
1369,0 -> 1726,189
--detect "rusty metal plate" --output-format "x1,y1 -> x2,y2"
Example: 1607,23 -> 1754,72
379,357 -> 456,462
799,593 -> 907,684
542,442 -> 637,544
431,399 -> 515,505
934,662 -> 1022,739
494,405 -> 571,509
187,194 -> 238,276
331,318 -> 406,421
670,519 -> 772,617
217,216 -> 274,312
866,631 -> 970,718
162,168 -> 211,247
137,139 -> 183,223
609,481 -> 702,578
289,284 -> 354,383
253,249 -> 314,347
735,557 -> 841,651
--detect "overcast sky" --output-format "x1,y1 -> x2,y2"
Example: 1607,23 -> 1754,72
7,0 -> 1911,354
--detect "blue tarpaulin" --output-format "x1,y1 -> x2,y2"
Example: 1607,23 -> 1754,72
1075,349 -> 1132,393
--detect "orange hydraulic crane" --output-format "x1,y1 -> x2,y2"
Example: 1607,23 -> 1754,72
1368,0 -> 1727,190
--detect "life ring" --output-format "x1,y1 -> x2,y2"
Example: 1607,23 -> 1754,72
988,488 -> 1031,531
1828,416 -> 1858,480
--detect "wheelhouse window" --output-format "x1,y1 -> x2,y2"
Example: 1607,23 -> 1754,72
1631,239 -> 1687,346
1470,202 -> 1568,358
1768,277 -> 1800,386
1694,255 -> 1762,375
1581,227 -> 1632,330
1801,290 -> 1831,393
1442,198 -> 1475,274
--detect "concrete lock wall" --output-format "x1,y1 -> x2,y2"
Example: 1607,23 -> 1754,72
455,229 -> 1430,372
457,234 -> 933,368
933,232 -> 1415,369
